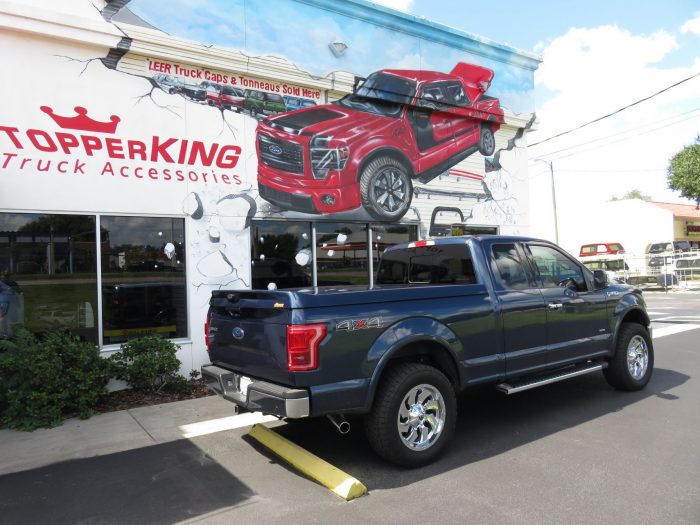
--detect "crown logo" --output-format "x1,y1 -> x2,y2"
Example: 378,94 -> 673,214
40,106 -> 121,134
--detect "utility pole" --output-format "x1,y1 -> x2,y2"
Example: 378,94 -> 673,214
533,158 -> 559,244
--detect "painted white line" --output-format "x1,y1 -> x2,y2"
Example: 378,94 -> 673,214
653,324 -> 700,339
180,412 -> 278,438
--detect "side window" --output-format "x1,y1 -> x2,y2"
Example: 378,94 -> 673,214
377,244 -> 477,285
418,84 -> 450,110
492,244 -> 530,290
445,83 -> 470,107
528,245 -> 586,290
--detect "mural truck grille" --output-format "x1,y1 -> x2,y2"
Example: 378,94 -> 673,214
258,134 -> 304,174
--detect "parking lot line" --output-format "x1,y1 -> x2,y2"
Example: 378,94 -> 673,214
248,424 -> 367,501
652,324 -> 700,339
179,413 -> 277,438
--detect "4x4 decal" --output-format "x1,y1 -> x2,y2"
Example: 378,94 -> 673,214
336,317 -> 383,331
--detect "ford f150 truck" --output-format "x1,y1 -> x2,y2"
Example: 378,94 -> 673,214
256,62 -> 504,221
202,236 -> 653,467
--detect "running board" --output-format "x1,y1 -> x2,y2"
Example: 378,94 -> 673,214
496,362 -> 607,395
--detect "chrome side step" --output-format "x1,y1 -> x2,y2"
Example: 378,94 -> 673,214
496,362 -> 607,395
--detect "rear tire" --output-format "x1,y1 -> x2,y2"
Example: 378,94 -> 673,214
365,363 -> 456,467
478,125 -> 495,156
604,323 -> 654,391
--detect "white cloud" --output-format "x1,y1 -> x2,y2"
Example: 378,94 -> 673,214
681,12 -> 700,35
371,0 -> 415,12
527,25 -> 700,246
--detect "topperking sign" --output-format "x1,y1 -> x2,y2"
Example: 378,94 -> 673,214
1,105 -> 244,187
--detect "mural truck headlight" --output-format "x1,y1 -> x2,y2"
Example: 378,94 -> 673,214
310,135 -> 350,179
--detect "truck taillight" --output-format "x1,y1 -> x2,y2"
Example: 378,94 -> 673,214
287,323 -> 327,371
204,316 -> 211,353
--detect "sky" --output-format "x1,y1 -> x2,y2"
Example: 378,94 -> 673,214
374,0 -> 700,243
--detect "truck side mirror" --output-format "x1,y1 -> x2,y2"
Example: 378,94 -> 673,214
593,269 -> 608,289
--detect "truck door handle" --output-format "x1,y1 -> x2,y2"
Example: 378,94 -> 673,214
547,302 -> 563,310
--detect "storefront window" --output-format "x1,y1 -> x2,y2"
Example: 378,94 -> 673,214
0,213 -> 98,342
316,223 -> 369,286
371,224 -> 418,269
100,216 -> 187,344
251,221 -> 312,290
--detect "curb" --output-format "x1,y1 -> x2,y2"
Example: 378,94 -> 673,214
248,423 -> 367,501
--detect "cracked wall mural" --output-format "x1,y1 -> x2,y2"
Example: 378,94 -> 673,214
0,0 -> 539,357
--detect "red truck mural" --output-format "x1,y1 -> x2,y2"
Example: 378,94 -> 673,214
256,62 -> 504,221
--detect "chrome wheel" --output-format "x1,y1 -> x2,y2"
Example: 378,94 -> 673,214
397,383 -> 445,451
627,335 -> 649,380
373,168 -> 408,214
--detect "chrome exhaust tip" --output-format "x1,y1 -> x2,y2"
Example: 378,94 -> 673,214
327,414 -> 350,434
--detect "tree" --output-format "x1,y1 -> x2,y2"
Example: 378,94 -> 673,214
610,189 -> 651,201
667,135 -> 700,208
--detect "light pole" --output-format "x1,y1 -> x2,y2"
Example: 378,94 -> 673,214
533,158 -> 559,244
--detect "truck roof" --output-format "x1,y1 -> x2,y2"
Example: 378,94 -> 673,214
383,235 -> 545,253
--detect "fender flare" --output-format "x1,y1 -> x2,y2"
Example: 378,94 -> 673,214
611,303 -> 651,353
362,317 -> 462,411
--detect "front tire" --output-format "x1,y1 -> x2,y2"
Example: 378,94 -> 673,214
478,125 -> 495,156
604,323 -> 654,391
365,363 -> 456,467
359,157 -> 413,221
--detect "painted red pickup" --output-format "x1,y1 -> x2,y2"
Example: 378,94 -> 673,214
205,86 -> 246,112
256,62 -> 504,220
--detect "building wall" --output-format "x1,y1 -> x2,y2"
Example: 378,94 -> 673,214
0,0 -> 540,372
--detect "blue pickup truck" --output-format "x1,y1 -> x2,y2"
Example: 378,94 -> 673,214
202,236 -> 653,467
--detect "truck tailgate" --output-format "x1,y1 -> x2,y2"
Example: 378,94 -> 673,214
208,290 -> 295,385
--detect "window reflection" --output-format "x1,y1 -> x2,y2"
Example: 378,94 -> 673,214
251,221 -> 312,290
0,213 -> 98,342
100,216 -> 187,344
316,223 -> 370,286
371,224 -> 418,269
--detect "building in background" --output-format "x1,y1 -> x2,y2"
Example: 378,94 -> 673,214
0,0 -> 540,370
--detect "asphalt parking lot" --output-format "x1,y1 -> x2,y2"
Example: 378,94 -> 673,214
1,293 -> 699,524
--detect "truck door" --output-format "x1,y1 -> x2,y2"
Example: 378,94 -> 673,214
523,243 -> 610,366
407,83 -> 456,171
488,242 -> 548,377
443,82 -> 480,151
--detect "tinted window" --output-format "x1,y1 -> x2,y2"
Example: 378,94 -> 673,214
491,244 -> 530,290
317,223 -> 368,286
528,244 -> 586,290
377,244 -> 476,285
101,216 -> 187,344
251,221 -> 312,290
0,213 -> 98,342
418,84 -> 450,110
445,83 -> 470,106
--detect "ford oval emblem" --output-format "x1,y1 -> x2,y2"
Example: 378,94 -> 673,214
268,144 -> 283,155
232,327 -> 245,340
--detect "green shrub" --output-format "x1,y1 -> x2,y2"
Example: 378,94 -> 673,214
109,336 -> 189,394
0,327 -> 111,431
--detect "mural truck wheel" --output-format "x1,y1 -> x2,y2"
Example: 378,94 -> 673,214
478,125 -> 495,156
360,157 -> 413,221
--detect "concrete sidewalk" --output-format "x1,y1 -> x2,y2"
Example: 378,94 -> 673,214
0,396 -> 275,476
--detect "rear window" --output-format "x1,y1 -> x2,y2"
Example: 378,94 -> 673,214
377,244 -> 477,285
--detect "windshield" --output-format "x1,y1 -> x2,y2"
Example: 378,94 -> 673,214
336,73 -> 417,117
266,93 -> 284,103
